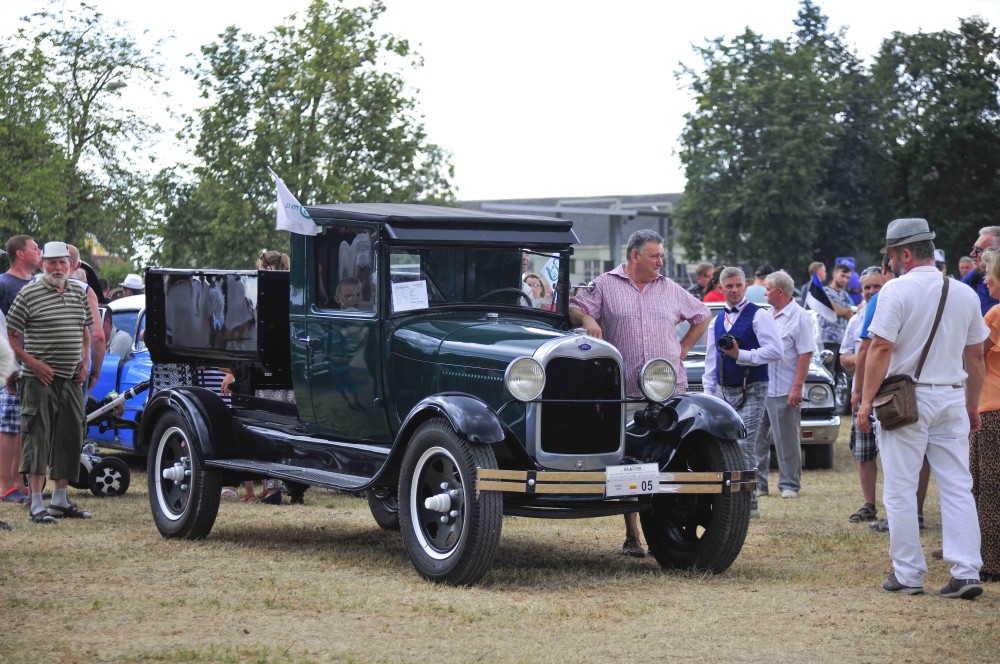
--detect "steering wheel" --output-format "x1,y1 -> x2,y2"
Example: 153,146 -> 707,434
476,287 -> 533,306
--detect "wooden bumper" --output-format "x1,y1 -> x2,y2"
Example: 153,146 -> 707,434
476,469 -> 757,496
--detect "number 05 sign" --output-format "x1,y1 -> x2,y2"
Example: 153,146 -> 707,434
605,463 -> 659,497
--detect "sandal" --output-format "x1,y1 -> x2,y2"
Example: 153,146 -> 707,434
240,493 -> 257,502
1,487 -> 27,503
48,503 -> 92,519
29,509 -> 57,524
849,503 -> 877,523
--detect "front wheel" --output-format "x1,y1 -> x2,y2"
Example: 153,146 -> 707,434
398,418 -> 502,586
147,411 -> 222,539
89,457 -> 131,497
640,435 -> 750,573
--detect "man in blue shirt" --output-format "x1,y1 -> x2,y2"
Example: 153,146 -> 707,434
964,226 -> 1000,315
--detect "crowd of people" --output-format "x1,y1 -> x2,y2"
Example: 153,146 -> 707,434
2,223 -> 995,599
569,220 -> 994,600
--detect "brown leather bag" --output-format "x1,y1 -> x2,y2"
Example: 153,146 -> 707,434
872,275 -> 949,431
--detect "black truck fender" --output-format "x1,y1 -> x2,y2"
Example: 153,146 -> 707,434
625,392 -> 746,466
138,386 -> 235,458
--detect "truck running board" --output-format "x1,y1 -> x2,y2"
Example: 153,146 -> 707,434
205,459 -> 369,491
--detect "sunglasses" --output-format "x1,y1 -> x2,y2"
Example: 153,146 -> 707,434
860,266 -> 882,276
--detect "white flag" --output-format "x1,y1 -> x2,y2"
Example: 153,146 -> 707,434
269,168 -> 318,236
541,254 -> 560,287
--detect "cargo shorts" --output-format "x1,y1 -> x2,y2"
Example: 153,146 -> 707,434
18,375 -> 85,480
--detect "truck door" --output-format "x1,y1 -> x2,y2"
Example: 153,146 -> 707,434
304,224 -> 392,442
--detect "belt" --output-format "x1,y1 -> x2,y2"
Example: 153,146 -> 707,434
915,383 -> 963,389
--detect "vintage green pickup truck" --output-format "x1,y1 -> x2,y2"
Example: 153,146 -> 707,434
138,204 -> 755,585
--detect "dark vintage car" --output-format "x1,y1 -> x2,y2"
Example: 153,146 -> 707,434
678,303 -> 841,469
136,204 -> 757,586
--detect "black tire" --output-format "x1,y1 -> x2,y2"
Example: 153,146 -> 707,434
640,435 -> 751,573
367,488 -> 401,530
803,443 -> 834,470
147,410 -> 222,539
398,418 -> 502,586
89,457 -> 131,497
834,371 -> 851,415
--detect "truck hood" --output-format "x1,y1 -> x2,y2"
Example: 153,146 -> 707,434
391,313 -> 567,371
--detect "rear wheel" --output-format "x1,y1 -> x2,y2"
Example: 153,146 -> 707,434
398,418 -> 502,586
147,411 -> 221,539
367,488 -> 400,530
640,436 -> 750,573
89,457 -> 131,497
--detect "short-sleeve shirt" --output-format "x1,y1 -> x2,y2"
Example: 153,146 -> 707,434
767,300 -> 816,397
981,305 -> 1000,412
6,279 -> 93,380
570,265 -> 709,397
819,285 -> 851,344
0,273 -> 31,316
868,267 -> 988,385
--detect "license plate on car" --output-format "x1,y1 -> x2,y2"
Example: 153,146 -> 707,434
605,463 -> 659,497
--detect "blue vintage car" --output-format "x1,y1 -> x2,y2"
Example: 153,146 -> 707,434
87,295 -> 151,453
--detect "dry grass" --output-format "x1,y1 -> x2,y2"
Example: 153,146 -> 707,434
2,423 -> 998,663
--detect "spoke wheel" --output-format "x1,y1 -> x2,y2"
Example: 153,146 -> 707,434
147,411 -> 221,539
399,418 -> 502,586
640,435 -> 750,573
89,457 -> 131,497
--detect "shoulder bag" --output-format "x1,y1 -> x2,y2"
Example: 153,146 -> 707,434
871,274 -> 949,431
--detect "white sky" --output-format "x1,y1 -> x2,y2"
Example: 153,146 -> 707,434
2,0 -> 999,200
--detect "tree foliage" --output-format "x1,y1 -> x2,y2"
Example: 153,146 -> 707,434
155,0 -> 455,268
676,1 -> 1000,279
0,1 -> 164,263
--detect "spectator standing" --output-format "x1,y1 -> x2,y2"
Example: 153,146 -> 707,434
840,266 -> 885,523
703,266 -> 781,517
0,235 -> 41,504
958,256 -> 975,280
745,263 -> 773,304
687,262 -> 714,300
757,270 -> 815,499
964,226 -> 1000,315
104,310 -> 133,357
702,266 -> 726,302
969,248 -> 1000,583
858,218 -> 987,599
120,273 -> 145,297
570,229 -> 710,558
67,244 -> 105,393
6,242 -> 95,523
819,264 -> 855,376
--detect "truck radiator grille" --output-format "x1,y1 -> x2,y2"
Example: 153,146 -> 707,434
540,356 -> 621,455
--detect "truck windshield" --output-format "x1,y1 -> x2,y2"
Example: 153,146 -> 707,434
388,247 -> 566,314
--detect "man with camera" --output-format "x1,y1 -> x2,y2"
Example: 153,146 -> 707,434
703,266 -> 781,517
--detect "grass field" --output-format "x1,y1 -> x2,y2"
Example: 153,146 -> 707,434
1,422 -> 997,663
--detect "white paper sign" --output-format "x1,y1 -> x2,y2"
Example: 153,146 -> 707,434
391,280 -> 429,312
605,463 -> 659,497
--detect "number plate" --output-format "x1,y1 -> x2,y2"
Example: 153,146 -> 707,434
605,463 -> 659,497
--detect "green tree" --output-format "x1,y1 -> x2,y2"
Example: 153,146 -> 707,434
871,17 -> 1000,265
157,0 -> 455,268
1,1 -> 165,262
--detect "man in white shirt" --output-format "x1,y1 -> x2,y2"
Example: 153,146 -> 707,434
859,218 -> 988,599
703,267 -> 781,516
757,270 -> 815,500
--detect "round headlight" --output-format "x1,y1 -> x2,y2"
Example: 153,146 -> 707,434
639,359 -> 677,402
807,385 -> 828,404
505,357 -> 545,401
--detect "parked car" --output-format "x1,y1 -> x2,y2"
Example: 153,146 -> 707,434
136,203 -> 758,586
678,302 -> 841,469
86,295 -> 150,454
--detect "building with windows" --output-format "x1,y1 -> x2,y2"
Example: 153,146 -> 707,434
461,193 -> 694,287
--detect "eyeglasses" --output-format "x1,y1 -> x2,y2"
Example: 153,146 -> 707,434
860,266 -> 882,276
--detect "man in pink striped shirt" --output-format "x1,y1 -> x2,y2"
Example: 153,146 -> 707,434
570,229 -> 710,558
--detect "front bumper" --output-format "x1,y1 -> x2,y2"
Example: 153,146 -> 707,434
476,468 -> 757,495
800,415 -> 840,445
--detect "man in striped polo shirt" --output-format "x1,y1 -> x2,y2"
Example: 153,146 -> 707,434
6,242 -> 94,523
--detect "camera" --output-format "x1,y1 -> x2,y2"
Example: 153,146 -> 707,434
719,334 -> 736,350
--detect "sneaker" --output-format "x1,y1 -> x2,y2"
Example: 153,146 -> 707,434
882,573 -> 924,595
780,489 -> 798,499
749,508 -> 761,519
939,577 -> 983,600
622,535 -> 646,558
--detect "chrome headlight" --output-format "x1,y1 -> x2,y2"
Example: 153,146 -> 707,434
505,357 -> 545,401
639,359 -> 677,402
807,384 -> 830,405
